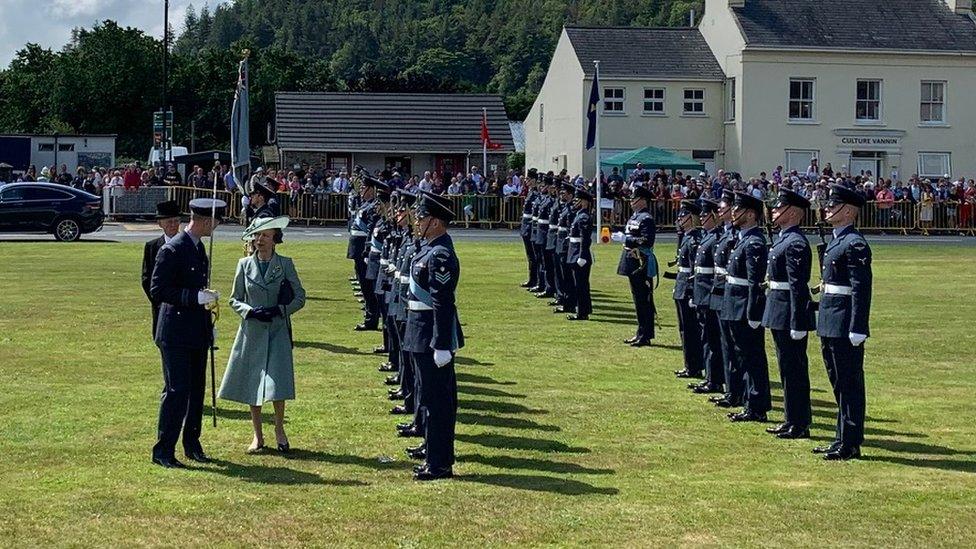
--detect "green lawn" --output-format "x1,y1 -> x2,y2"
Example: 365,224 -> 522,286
1,238 -> 974,547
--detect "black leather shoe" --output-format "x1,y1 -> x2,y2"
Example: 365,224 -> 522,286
388,391 -> 405,401
765,423 -> 791,435
708,395 -> 727,403
396,422 -> 414,430
354,324 -> 378,331
824,446 -> 860,461
354,291 -> 363,297
691,383 -> 723,394
527,286 -> 542,293
520,281 -> 533,288
567,314 -> 589,321
630,339 -> 651,347
413,462 -> 428,473
674,369 -> 703,379
414,466 -> 453,481
152,456 -> 186,469
777,426 -> 810,439
623,336 -> 639,344
406,446 -> 427,460
390,405 -> 413,415
384,375 -> 400,385
184,451 -> 211,463
812,442 -> 842,454
552,307 -> 566,313
535,292 -> 554,299
729,411 -> 768,422
373,346 -> 389,354
378,362 -> 396,372
548,300 -> 561,307
277,443 -> 290,453
398,426 -> 423,438
348,276 -> 357,282
714,399 -> 737,408
356,298 -> 365,304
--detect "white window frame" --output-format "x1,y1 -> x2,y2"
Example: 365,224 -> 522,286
642,87 -> 665,115
683,88 -> 705,116
788,78 -> 816,122
917,152 -> 951,179
855,79 -> 883,123
920,81 -> 946,125
785,149 -> 820,174
603,87 -> 625,114
725,78 -> 736,122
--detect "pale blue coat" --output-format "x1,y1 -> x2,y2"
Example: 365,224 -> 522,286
218,253 -> 306,406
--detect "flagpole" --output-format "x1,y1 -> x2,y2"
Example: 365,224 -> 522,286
208,151 -> 219,428
483,107 -> 488,185
594,60 -> 602,243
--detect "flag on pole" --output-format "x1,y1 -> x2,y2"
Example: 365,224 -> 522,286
230,56 -> 250,190
480,109 -> 503,150
585,71 -> 600,150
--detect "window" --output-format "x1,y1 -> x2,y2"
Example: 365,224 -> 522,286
683,88 -> 704,115
643,88 -> 665,114
920,81 -> 946,124
23,188 -> 72,200
918,152 -> 951,178
539,103 -> 544,132
58,143 -> 74,152
725,78 -> 736,121
789,78 -> 815,121
38,143 -> 54,152
603,87 -> 625,113
785,150 -> 819,173
856,80 -> 882,121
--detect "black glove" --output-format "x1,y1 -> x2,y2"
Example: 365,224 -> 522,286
248,307 -> 274,322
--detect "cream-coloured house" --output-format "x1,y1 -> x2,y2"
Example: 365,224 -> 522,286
526,0 -> 976,181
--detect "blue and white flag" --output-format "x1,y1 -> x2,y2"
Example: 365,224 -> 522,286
230,57 -> 250,189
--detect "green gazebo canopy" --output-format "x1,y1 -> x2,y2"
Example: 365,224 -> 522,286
602,146 -> 704,172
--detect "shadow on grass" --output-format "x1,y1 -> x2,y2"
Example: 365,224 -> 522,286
587,317 -> 635,326
205,458 -> 368,486
457,412 -> 560,432
456,372 -> 516,386
305,295 -> 341,302
455,356 -> 495,367
280,449 -> 415,470
457,453 -> 612,475
461,399 -> 549,415
457,473 -> 618,496
456,433 -> 589,454
859,455 -> 976,473
205,406 -> 252,421
458,385 -> 526,399
294,341 -> 371,356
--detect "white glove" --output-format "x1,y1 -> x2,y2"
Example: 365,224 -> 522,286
790,330 -> 807,340
688,300 -> 697,309
577,258 -> 587,267
748,320 -> 761,329
197,289 -> 219,305
241,195 -> 250,207
433,349 -> 453,368
849,332 -> 867,346
611,232 -> 624,243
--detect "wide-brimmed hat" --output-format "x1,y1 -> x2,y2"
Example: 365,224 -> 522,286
242,215 -> 290,241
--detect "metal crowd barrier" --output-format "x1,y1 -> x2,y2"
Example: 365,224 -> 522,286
105,187 -> 974,235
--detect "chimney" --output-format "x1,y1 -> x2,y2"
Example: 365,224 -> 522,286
728,0 -> 745,7
945,0 -> 973,14
689,8 -> 696,26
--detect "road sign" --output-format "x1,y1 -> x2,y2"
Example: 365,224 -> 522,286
153,110 -> 174,133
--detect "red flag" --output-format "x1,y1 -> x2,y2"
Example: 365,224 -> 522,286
481,110 -> 503,150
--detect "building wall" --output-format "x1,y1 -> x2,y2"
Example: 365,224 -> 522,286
278,150 -> 510,180
738,50 -> 976,179
30,136 -> 116,171
699,0 -> 745,173
524,29 -> 586,175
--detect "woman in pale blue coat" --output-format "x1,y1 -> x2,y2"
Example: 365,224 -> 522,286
218,216 -> 306,453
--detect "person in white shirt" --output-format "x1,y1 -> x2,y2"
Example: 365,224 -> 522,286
332,171 -> 350,193
447,178 -> 462,195
511,170 -> 521,191
502,177 -> 519,196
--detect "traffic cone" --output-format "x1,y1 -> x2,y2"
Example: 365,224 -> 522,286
600,226 -> 611,244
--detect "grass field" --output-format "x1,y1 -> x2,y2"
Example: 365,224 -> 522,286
1,237 -> 975,547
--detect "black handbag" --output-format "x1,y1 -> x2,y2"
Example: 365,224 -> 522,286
278,277 -> 295,347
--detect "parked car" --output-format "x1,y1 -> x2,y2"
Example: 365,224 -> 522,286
0,183 -> 104,241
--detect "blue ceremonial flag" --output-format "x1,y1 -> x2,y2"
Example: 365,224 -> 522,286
585,72 -> 600,150
230,57 -> 250,187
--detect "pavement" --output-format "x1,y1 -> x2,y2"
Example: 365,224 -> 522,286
1,222 -> 973,246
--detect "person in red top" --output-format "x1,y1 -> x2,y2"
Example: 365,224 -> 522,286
123,164 -> 142,190
874,182 -> 895,231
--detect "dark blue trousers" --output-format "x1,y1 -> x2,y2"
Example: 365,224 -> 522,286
572,262 -> 591,317
771,329 -> 811,428
677,298 -> 703,374
717,316 -> 742,404
628,275 -> 655,341
414,351 -> 457,470
729,320 -> 771,414
699,307 -> 725,387
152,345 -> 207,460
523,236 -> 538,286
821,336 -> 865,448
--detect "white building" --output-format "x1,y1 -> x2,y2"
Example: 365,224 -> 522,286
0,134 -> 116,174
526,0 -> 976,181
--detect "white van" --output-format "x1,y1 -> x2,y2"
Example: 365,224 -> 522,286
147,146 -> 189,165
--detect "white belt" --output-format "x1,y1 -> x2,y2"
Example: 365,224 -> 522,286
380,259 -> 389,266
768,281 -> 790,291
393,270 -> 401,278
399,276 -> 409,284
350,230 -> 368,237
539,220 -> 550,225
726,275 -> 750,286
532,216 -> 539,221
370,246 -> 382,253
823,284 -> 853,296
522,214 -> 532,219
569,237 -> 582,243
558,228 -> 569,232
678,267 -> 692,274
715,267 -> 728,275
408,300 -> 433,311
694,267 -> 714,274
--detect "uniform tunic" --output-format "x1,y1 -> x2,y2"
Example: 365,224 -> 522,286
674,228 -> 704,374
617,208 -> 658,341
567,206 -> 593,317
693,226 -> 725,387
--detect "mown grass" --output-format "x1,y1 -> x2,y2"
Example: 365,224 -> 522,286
0,237 -> 974,547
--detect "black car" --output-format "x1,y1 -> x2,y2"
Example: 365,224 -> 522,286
0,183 -> 104,241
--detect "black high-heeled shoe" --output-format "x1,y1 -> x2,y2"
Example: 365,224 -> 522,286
277,441 -> 290,453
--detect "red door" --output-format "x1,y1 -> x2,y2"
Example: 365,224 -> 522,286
435,155 -> 465,180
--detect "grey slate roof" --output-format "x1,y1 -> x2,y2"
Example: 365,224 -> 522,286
565,27 -> 725,80
732,0 -> 976,52
275,93 -> 514,153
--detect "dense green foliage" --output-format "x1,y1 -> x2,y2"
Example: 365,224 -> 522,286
0,0 -> 703,158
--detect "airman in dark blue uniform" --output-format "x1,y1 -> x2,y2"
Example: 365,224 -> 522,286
673,200 -> 704,378
248,179 -> 279,220
348,175 -> 380,330
528,176 -> 553,296
544,179 -> 562,304
553,181 -> 577,314
710,190 -> 742,409
149,198 -> 226,469
689,198 -> 726,394
368,183 -> 393,355
814,184 -> 872,460
401,191 -> 464,480
388,192 -> 421,417
519,169 -> 540,288
762,189 -> 817,440
566,187 -> 594,320
615,185 -> 658,347
721,192 -> 771,423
